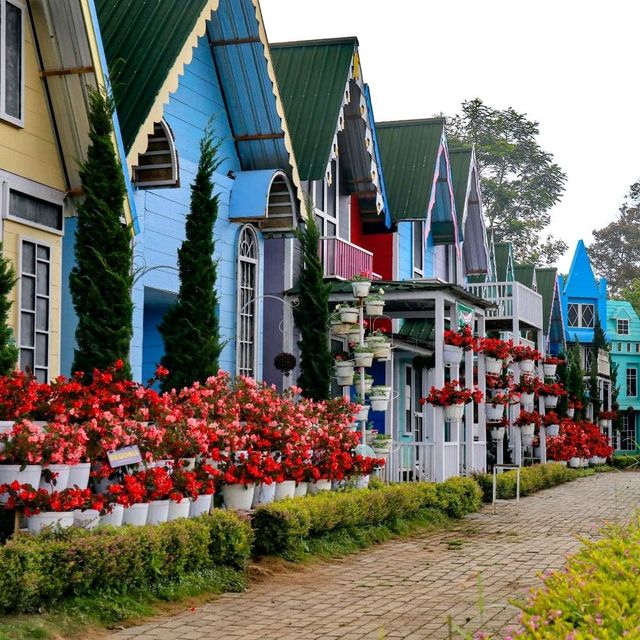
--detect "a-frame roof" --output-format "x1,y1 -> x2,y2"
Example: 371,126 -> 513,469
513,264 -> 537,289
535,267 -> 558,335
449,148 -> 473,232
493,242 -> 514,282
563,240 -> 599,298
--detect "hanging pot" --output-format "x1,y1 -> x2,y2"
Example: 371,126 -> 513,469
354,351 -> 374,368
331,323 -> 352,335
371,385 -> 392,400
355,405 -> 370,422
543,364 -> 557,377
521,434 -> 534,447
546,424 -> 560,437
490,426 -> 506,441
443,344 -> 463,365
363,379 -> 373,393
335,360 -> 355,376
340,307 -> 359,323
336,374 -> 354,387
351,281 -> 371,298
485,357 -> 503,375
518,359 -> 535,374
347,330 -> 361,343
444,403 -> 465,421
370,397 -> 389,412
486,404 -> 505,422
373,344 -> 391,360
543,395 -> 558,408
566,408 -> 575,418
365,301 -> 384,316
598,419 -> 608,428
520,392 -> 534,407
520,423 -> 536,436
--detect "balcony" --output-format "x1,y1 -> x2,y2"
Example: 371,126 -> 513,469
466,281 -> 543,330
319,236 -> 380,281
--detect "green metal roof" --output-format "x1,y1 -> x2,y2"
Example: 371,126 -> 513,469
376,119 -> 445,222
535,267 -> 558,335
95,0 -> 210,153
449,148 -> 472,229
493,242 -> 513,282
397,319 -> 435,347
513,264 -> 536,289
271,37 -> 356,181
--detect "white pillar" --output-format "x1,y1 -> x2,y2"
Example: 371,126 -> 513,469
433,293 -> 446,482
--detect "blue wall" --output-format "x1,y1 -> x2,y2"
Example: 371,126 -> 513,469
397,221 -> 413,281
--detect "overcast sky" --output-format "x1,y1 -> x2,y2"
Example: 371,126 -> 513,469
261,0 -> 639,273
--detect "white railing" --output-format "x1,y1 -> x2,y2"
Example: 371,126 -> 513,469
466,281 -> 543,329
319,236 -> 381,281
443,443 -> 459,480
390,442 -> 434,483
472,442 -> 487,474
598,349 -> 610,377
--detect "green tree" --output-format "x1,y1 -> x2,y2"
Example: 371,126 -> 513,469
293,213 -> 333,400
589,316 -> 608,418
448,98 -> 567,265
620,278 -> 640,317
566,342 -> 586,420
159,127 -> 223,392
0,245 -> 17,374
70,89 -> 133,380
590,181 -> 640,297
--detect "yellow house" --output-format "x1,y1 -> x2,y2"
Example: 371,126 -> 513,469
0,0 -> 132,382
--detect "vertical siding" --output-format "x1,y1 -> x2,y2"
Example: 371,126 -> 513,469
397,222 -> 413,281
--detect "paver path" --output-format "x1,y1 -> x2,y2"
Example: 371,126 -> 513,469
111,472 -> 640,640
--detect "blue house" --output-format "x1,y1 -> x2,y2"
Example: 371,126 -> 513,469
61,0 -> 302,384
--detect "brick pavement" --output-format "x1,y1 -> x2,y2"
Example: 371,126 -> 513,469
110,472 -> 640,640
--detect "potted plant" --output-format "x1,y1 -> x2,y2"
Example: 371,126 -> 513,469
515,410 -> 543,439
273,352 -> 297,377
353,398 -> 370,422
485,391 -> 509,422
369,387 -> 390,412
365,329 -> 388,348
537,381 -> 566,409
107,473 -> 149,526
353,345 -> 375,368
443,325 -> 477,365
373,340 -> 392,361
516,377 -> 540,408
221,450 -> 262,510
543,356 -> 565,378
372,433 -> 391,456
510,344 -> 542,374
597,410 -> 617,428
543,411 -> 561,437
189,463 -> 217,517
168,467 -> 202,521
351,271 -> 372,298
566,399 -> 582,419
490,417 -> 508,441
0,420 -> 45,499
365,288 -> 385,316
334,353 -> 355,377
363,373 -> 374,393
337,302 -> 359,324
478,337 -> 512,375
422,381 -> 483,422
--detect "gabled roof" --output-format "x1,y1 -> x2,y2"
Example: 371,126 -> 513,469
563,240 -> 600,298
493,242 -> 514,282
449,148 -> 473,231
513,264 -> 536,289
607,300 -> 638,321
535,267 -> 558,335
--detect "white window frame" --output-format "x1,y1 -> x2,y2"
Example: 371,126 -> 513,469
627,367 -> 637,398
18,235 -> 52,382
0,0 -> 25,127
313,158 -> 340,238
567,302 -> 595,328
617,318 -> 630,335
235,225 -> 259,379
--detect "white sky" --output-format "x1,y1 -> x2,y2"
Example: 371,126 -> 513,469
260,0 -> 640,273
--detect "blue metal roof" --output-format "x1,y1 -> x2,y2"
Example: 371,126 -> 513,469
229,169 -> 279,220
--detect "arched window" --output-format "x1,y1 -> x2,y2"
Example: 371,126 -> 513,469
132,120 -> 179,188
236,225 -> 259,378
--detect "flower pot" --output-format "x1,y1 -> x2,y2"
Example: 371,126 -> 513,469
365,301 -> 384,316
579,458 -> 589,468
252,482 -> 276,507
568,457 -> 581,468
123,503 -> 149,526
39,464 -> 71,493
546,424 -> 560,437
336,374 -> 354,387
355,475 -> 370,489
222,483 -> 255,510
521,434 -> 534,447
370,397 -> 389,412
490,426 -> 506,441
518,359 -> 535,374
534,447 -> 542,458
372,385 -> 392,400
355,405 -> 370,422
485,356 -> 503,375
373,344 -> 391,360
347,330 -> 361,343
0,420 -> 13,453
363,379 -> 373,393
566,408 -> 575,419
100,504 -> 124,527
331,323 -> 352,335
67,463 -> 91,490
354,352 -> 374,368
308,479 -> 332,494
520,392 -> 534,407
543,395 -> 558,408
167,497 -> 191,521
543,364 -> 557,377
0,465 -> 42,502
178,458 -> 196,472
147,499 -> 170,525
189,494 -> 213,518
373,446 -> 390,457
340,308 -> 359,324
443,344 -> 463,365
274,480 -> 296,501
520,423 -> 536,436
335,360 -> 355,376
365,336 -> 385,349
351,281 -> 371,298
73,509 -> 100,529
444,403 -> 465,422
598,419 -> 608,428
294,482 -> 308,498
590,456 -> 604,466
27,511 -> 74,534
486,404 -> 505,422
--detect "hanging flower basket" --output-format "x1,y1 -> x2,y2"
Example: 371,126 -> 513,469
598,418 -> 608,428
339,306 -> 359,324
374,343 -> 391,360
370,396 -> 389,412
490,426 -> 506,441
370,385 -> 392,400
443,344 -> 463,365
363,377 -> 373,393
335,359 -> 355,377
347,329 -> 361,343
543,395 -> 558,408
486,404 -> 505,422
520,392 -> 535,407
521,434 -> 534,447
485,357 -> 503,375
351,280 -> 372,298
354,349 -> 374,368
355,405 -> 370,422
566,408 -> 575,418
252,482 -> 276,508
336,374 -> 354,387
365,300 -> 385,316
444,403 -> 465,421
520,423 -> 536,436
546,424 -> 560,437
543,364 -> 557,378
331,323 -> 352,336
518,359 -> 535,374
167,497 -> 191,521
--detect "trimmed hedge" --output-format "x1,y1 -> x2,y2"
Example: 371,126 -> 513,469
0,510 -> 252,613
252,477 -> 482,556
612,454 -> 640,469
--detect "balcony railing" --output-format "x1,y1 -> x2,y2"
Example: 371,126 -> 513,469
466,281 -> 543,329
319,236 -> 380,281
598,349 -> 610,377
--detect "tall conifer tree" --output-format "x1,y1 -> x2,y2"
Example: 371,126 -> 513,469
0,245 -> 17,374
159,128 -> 222,391
70,89 -> 133,379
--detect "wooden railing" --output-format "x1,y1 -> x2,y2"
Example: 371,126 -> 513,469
319,236 -> 380,281
389,442 -> 434,483
466,281 -> 543,329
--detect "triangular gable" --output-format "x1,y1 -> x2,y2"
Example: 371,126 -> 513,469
563,240 -> 599,298
513,264 -> 537,289
492,242 -> 514,282
535,267 -> 559,336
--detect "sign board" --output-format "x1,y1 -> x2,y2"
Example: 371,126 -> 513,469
456,302 -> 474,327
107,445 -> 142,468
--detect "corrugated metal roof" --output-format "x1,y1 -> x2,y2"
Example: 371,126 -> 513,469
513,264 -> 536,289
95,0 -> 210,153
535,267 -> 558,334
397,319 -> 435,346
271,37 -> 355,181
493,242 -> 513,282
376,119 -> 444,222
449,148 -> 472,231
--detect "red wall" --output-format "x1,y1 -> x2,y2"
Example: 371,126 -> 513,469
350,195 -> 394,280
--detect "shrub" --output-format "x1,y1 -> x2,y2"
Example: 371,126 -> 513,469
0,510 -> 252,613
252,478 -> 482,556
612,454 -> 640,470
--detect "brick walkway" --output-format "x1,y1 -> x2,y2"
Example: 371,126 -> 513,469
111,472 -> 640,640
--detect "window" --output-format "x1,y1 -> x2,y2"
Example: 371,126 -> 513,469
628,342 -> 632,353
9,189 -> 63,231
19,240 -> 50,382
582,304 -> 594,327
413,221 -> 425,277
618,414 -> 636,451
1,0 -> 24,125
617,318 -> 629,335
627,367 -> 637,398
617,342 -> 622,352
567,302 -> 594,328
236,226 -> 258,378
132,120 -> 179,188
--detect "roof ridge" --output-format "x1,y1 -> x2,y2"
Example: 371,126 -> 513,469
271,36 -> 358,49
376,117 -> 445,128
448,147 -> 472,154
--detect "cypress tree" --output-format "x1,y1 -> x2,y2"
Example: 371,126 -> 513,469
293,213 -> 333,400
566,342 -> 586,419
159,127 -> 222,391
69,89 -> 133,379
0,245 -> 17,374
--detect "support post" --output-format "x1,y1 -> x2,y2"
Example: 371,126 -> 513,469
433,293 -> 446,482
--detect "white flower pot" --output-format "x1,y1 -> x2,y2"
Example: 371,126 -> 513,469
490,426 -> 506,441
520,423 -> 536,436
67,463 -> 91,490
518,359 -> 535,374
347,330 -> 361,343
100,504 -> 124,527
27,511 -> 74,534
546,424 -> 560,437
222,483 -> 255,510
372,385 -> 392,400
308,479 -> 332,494
355,405 -> 370,422
340,308 -> 359,323
363,379 -> 373,393
189,494 -> 213,518
485,357 -> 503,375
252,482 -> 276,507
373,446 -> 390,456
365,336 -> 385,349
365,301 -> 384,316
177,458 -> 196,472
486,404 -> 505,422
351,281 -> 371,298
294,482 -> 308,498
520,392 -> 534,407
331,323 -> 351,335
147,499 -> 170,525
589,456 -> 603,466
543,364 -> 557,377
443,344 -> 463,365
123,503 -> 149,526
568,457 -> 581,468
0,465 -> 42,502
275,480 -> 296,501
579,458 -> 589,468
39,464 -> 71,493
543,395 -> 558,408
566,408 -> 575,419
355,475 -> 370,489
521,434 -> 534,447
444,403 -> 465,421
370,397 -> 389,412
336,374 -> 354,387
534,447 -> 542,458
73,509 -> 100,529
167,497 -> 191,521
354,352 -> 374,368
374,345 -> 391,360
598,419 -> 608,428
335,361 -> 355,376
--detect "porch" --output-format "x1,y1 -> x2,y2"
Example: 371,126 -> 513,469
320,235 -> 382,280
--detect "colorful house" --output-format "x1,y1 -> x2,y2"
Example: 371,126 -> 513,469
535,267 -> 565,356
607,300 -> 640,452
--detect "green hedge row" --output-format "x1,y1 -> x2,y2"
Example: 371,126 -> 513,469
0,510 -> 253,613
252,476 -> 482,556
612,454 -> 640,469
